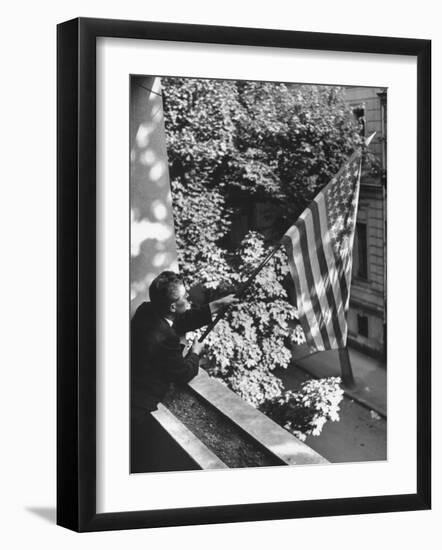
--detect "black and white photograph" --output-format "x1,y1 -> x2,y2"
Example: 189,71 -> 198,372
0,1 -> 434,543
129,75 -> 387,474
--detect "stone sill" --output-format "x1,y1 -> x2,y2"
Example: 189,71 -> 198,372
151,404 -> 229,470
145,368 -> 328,473
178,368 -> 329,468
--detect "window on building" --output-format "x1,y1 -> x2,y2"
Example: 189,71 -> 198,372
355,222 -> 368,280
357,314 -> 369,337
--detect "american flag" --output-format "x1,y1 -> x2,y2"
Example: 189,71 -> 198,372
282,133 -> 375,352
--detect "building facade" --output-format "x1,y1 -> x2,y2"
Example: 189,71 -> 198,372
344,87 -> 387,361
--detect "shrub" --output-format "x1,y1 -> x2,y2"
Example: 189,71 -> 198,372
260,377 -> 345,440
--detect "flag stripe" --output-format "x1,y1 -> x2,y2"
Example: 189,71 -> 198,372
296,217 -> 331,349
315,193 -> 348,345
327,214 -> 350,318
283,145 -> 367,352
342,158 -> 362,319
309,200 -> 345,347
283,235 -> 324,349
300,207 -> 340,347
289,228 -> 326,350
325,156 -> 362,327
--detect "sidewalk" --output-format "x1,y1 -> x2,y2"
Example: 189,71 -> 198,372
290,343 -> 387,418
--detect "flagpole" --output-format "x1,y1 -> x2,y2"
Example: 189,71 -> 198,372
198,239 -> 284,342
338,347 -> 356,388
320,132 -> 376,194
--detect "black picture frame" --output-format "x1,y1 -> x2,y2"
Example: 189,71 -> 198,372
57,17 -> 431,532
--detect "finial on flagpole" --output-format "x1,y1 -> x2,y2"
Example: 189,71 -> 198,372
364,131 -> 376,147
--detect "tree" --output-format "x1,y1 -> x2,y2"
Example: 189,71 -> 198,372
226,81 -> 379,237
163,78 -> 379,248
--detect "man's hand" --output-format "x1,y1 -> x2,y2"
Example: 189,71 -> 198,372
209,293 -> 240,317
190,338 -> 206,356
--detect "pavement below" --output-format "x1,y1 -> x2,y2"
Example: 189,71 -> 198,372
290,343 -> 387,417
275,365 -> 387,463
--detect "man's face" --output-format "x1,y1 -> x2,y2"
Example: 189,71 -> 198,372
170,284 -> 190,316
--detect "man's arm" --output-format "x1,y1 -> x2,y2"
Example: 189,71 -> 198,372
172,304 -> 212,336
173,294 -> 240,336
156,332 -> 201,385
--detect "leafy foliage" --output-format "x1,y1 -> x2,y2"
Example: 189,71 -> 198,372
260,377 -> 345,440
189,232 -> 298,406
162,77 -> 237,290
167,176 -> 233,290
162,77 -> 379,247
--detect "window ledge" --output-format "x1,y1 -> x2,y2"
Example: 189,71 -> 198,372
186,369 -> 329,466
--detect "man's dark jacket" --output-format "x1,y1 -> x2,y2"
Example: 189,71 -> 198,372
130,301 -> 212,412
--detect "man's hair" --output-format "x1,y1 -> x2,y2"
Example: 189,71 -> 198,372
149,271 -> 184,313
